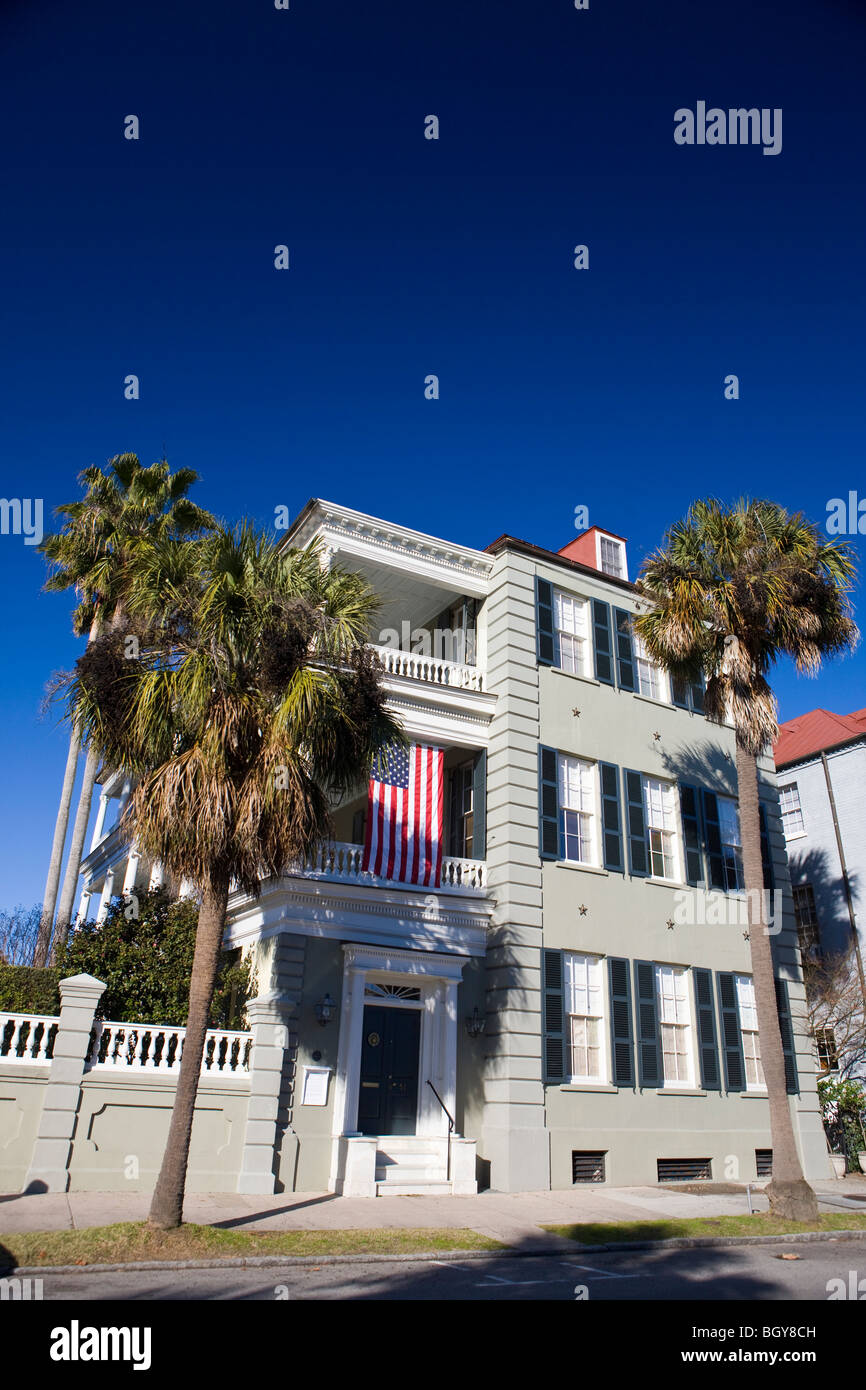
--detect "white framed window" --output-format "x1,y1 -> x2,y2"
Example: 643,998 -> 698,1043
815,1028 -> 838,1072
565,953 -> 606,1082
643,776 -> 680,881
734,974 -> 765,1090
655,965 -> 694,1087
558,754 -> 597,864
779,783 -> 805,839
633,633 -> 667,702
718,796 -> 745,891
597,534 -> 626,579
553,589 -> 589,676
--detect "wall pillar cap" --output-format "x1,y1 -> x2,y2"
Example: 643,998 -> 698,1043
59,973 -> 107,1000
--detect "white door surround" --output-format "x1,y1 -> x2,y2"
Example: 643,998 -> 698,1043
328,944 -> 471,1194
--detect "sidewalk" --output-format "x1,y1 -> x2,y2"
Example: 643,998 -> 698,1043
2,1177 -> 864,1247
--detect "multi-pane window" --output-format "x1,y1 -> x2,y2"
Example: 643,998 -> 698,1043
553,590 -> 589,676
558,755 -> 597,864
634,634 -> 665,701
734,975 -> 765,1090
643,777 -> 680,880
448,762 -> 474,858
792,884 -> 821,957
718,796 -> 745,891
655,965 -> 693,1086
815,1028 -> 838,1072
599,535 -> 625,578
565,953 -> 605,1082
779,782 -> 805,838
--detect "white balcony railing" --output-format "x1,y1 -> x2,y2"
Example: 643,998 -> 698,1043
370,644 -> 484,692
0,1012 -> 58,1066
86,1022 -> 252,1078
296,840 -> 487,892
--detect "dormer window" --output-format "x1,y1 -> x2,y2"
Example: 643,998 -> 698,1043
598,534 -> 626,579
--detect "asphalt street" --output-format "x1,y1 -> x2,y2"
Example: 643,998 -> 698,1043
26,1236 -> 866,1301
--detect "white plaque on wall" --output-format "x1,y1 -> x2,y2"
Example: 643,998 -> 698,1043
301,1066 -> 331,1106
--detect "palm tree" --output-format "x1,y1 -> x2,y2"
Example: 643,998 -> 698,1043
36,454 -> 214,965
62,524 -> 401,1229
634,498 -> 857,1221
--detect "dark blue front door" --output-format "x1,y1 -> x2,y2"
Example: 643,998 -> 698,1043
357,1005 -> 421,1135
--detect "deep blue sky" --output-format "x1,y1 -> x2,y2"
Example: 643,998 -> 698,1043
1,0 -> 864,908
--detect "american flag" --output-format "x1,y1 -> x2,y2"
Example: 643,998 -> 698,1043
362,743 -> 444,887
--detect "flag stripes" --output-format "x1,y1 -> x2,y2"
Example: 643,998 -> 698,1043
362,743 -> 444,887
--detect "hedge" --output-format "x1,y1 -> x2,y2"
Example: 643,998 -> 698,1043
0,964 -> 62,1016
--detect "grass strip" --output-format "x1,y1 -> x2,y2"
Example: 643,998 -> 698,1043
543,1212 -> 866,1245
0,1221 -> 503,1268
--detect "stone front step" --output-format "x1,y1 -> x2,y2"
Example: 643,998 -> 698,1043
334,1133 -> 478,1197
374,1179 -> 454,1196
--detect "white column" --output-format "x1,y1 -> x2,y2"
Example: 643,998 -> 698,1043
122,851 -> 140,897
443,981 -> 459,1123
96,870 -> 115,925
90,793 -> 109,851
335,965 -> 366,1137
148,861 -> 165,890
75,891 -> 92,927
419,985 -> 444,1135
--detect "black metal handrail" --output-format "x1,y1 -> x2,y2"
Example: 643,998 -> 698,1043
426,1079 -> 454,1182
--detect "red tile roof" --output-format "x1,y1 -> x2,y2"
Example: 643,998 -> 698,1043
774,707 -> 866,767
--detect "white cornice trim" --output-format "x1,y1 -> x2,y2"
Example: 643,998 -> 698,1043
385,691 -> 494,749
227,874 -> 492,927
343,943 -> 471,981
287,500 -> 492,595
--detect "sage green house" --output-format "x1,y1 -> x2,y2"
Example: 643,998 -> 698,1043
67,500 -> 830,1197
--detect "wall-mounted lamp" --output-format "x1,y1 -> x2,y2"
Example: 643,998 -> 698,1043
465,1007 -> 486,1039
315,993 -> 335,1027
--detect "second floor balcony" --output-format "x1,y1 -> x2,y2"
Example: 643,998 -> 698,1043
294,839 -> 487,894
370,643 -> 485,693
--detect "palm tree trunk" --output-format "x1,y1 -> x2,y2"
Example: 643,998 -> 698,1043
49,743 -> 101,961
35,617 -> 103,967
148,881 -> 230,1230
736,745 -> 818,1221
33,725 -> 81,966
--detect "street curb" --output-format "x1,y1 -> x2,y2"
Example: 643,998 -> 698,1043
3,1227 -> 866,1276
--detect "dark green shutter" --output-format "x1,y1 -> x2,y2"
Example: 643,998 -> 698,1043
634,961 -> 661,1087
608,957 -> 634,1087
613,608 -> 635,692
701,789 -> 726,889
447,766 -> 459,857
759,803 -> 775,890
623,770 -> 648,877
680,784 -> 704,886
538,746 -> 560,860
472,750 -> 486,859
775,978 -> 798,1094
599,762 -> 623,872
592,599 -> 614,685
716,973 -> 746,1093
694,968 -> 720,1090
535,577 -> 555,666
690,671 -> 705,714
543,949 -> 565,1083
